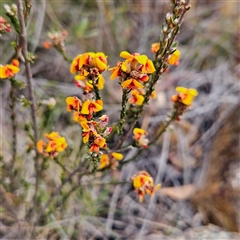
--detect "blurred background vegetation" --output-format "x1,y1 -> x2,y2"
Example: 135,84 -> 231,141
0,0 -> 239,239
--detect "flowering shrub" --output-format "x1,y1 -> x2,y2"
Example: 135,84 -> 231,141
0,0 -> 201,237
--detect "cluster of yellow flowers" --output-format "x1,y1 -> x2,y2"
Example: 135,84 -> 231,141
131,171 -> 161,202
37,132 -> 68,159
70,52 -> 108,91
110,51 -> 156,105
172,86 -> 198,106
66,93 -> 112,153
0,59 -> 19,79
37,42 -> 198,199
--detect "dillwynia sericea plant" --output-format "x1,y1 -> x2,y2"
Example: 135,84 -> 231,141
1,0 -> 197,233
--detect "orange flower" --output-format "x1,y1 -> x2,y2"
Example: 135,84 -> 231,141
121,79 -> 144,90
133,128 -> 149,148
37,132 -> 67,158
131,171 -> 161,202
80,121 -> 98,143
90,136 -> 106,152
129,89 -> 144,105
134,55 -> 156,74
151,42 -> 160,53
98,154 -> 110,169
92,52 -> 108,71
133,128 -> 147,141
109,62 -> 121,80
43,41 -> 52,49
168,49 -> 181,66
98,152 -> 123,169
172,86 -> 198,106
0,59 -> 20,79
70,52 -> 108,74
81,100 -> 103,115
66,96 -> 82,112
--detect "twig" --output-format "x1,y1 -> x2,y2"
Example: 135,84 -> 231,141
9,80 -> 17,170
16,0 -> 39,212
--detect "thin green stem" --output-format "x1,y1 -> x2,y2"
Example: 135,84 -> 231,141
93,77 -> 102,101
116,88 -> 129,136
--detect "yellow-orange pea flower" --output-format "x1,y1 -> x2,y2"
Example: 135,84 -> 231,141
129,89 -> 144,105
66,96 -> 82,112
109,63 -> 121,80
0,59 -> 20,79
121,79 -> 144,90
168,49 -> 181,66
151,42 -> 160,53
81,100 -> 103,115
133,128 -> 147,141
98,154 -> 110,169
172,86 -> 198,106
120,51 -> 156,74
133,128 -> 149,148
89,136 -> 106,152
92,52 -> 108,71
37,132 -> 67,158
80,121 -> 98,143
120,51 -> 140,61
98,152 -> 123,169
70,52 -> 108,74
131,171 -> 161,202
134,55 -> 156,74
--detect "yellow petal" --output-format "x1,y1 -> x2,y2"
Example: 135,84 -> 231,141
96,57 -> 107,70
121,60 -> 130,73
80,122 -> 90,131
98,154 -> 110,169
188,88 -> 198,96
133,79 -> 144,88
135,55 -> 147,64
110,66 -> 120,80
83,133 -> 89,143
0,66 -> 8,78
133,128 -> 146,136
121,79 -> 132,88
97,74 -> 105,90
176,86 -> 188,94
81,101 -> 90,114
145,59 -> 156,73
111,152 -> 123,161
120,51 -> 132,59
136,94 -> 144,105
75,75 -> 87,81
94,102 -> 103,112
182,95 -> 194,106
